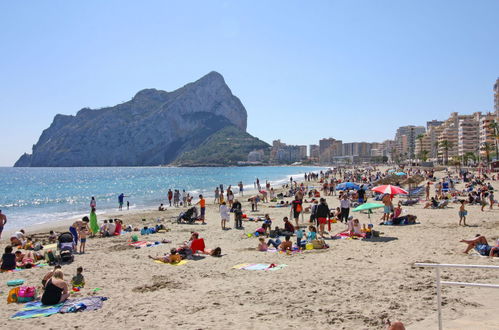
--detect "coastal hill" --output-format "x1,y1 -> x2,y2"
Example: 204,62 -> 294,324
15,72 -> 269,167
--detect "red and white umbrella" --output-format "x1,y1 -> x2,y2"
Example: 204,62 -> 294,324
372,185 -> 408,195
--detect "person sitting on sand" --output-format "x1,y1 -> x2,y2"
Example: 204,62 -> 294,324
149,248 -> 183,264
1,246 -> 16,271
460,235 -> 499,257
257,237 -> 269,251
279,235 -> 293,251
10,229 -> 26,247
283,217 -> 295,235
48,230 -> 57,243
423,197 -> 439,209
158,204 -> 166,211
100,220 -> 109,237
307,226 -> 317,242
107,219 -> 116,236
42,265 -> 62,287
41,269 -> 70,305
71,266 -> 85,288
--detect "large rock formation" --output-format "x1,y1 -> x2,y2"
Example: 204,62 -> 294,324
15,72 -> 267,167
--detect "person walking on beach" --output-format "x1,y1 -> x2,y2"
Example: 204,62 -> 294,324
182,189 -> 187,207
89,207 -> 99,237
0,210 -> 7,239
90,197 -> 96,210
196,195 -> 206,224
219,201 -> 229,230
459,200 -> 467,226
173,190 -> 180,207
291,195 -> 303,229
167,189 -> 173,207
118,193 -> 127,211
425,182 -> 431,201
232,199 -> 243,229
238,181 -> 243,196
214,187 -> 220,204
316,198 -> 330,238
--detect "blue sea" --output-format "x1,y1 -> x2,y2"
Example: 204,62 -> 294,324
0,166 -> 323,229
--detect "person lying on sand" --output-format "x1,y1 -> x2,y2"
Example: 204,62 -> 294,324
15,250 -> 38,268
460,235 -> 499,257
149,248 -> 183,264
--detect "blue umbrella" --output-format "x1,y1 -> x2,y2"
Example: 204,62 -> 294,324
336,182 -> 360,190
395,172 -> 406,176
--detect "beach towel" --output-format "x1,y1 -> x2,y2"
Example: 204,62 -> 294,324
59,296 -> 106,313
128,241 -> 161,248
4,263 -> 49,273
153,260 -> 188,266
333,233 -> 365,240
11,301 -> 63,319
232,263 -> 287,271
380,222 -> 420,226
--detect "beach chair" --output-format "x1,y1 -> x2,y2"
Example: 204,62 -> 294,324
190,238 -> 205,254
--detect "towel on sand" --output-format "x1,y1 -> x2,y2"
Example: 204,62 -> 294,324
59,296 -> 106,313
128,241 -> 161,248
232,263 -> 287,271
153,260 -> 188,266
11,302 -> 64,319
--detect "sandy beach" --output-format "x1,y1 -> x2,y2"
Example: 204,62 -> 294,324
1,167 -> 498,329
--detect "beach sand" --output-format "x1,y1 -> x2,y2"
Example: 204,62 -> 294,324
1,168 -> 498,329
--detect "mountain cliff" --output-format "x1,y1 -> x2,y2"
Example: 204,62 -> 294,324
15,72 -> 268,167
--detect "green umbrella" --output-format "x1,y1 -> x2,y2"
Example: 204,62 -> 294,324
352,203 -> 384,218
352,203 -> 384,212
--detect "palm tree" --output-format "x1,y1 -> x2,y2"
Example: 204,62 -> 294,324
439,140 -> 453,165
434,141 -> 440,163
481,142 -> 492,165
419,149 -> 429,162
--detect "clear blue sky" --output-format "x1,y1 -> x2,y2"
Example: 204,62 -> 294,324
1,0 -> 498,166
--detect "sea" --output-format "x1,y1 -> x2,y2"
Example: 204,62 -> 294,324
0,166 -> 324,230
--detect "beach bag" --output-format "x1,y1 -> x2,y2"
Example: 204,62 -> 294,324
17,286 -> 36,302
7,287 -> 20,303
312,239 -> 325,249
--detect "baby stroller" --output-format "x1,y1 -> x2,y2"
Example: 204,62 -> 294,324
177,207 -> 198,224
57,232 -> 75,263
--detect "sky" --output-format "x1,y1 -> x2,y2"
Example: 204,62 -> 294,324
1,0 -> 498,166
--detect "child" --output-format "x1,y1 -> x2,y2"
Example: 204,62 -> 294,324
459,200 -> 467,226
257,237 -> 268,251
79,226 -> 88,254
71,266 -> 85,288
295,227 -> 304,249
307,226 -> 317,242
0,246 -> 16,271
219,201 -> 229,230
196,195 -> 206,224
48,230 -> 57,243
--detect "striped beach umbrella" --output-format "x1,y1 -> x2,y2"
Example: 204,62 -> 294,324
372,184 -> 408,195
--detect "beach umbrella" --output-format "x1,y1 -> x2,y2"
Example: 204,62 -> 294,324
388,169 -> 395,173
395,172 -> 407,176
352,203 -> 384,218
336,182 -> 360,190
372,185 -> 408,195
352,203 -> 384,212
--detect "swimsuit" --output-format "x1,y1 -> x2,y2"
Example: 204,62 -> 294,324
41,279 -> 63,305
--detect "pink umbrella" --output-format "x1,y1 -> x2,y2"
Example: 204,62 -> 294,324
372,185 -> 408,195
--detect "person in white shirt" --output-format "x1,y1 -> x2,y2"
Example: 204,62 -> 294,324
219,202 -> 229,230
107,219 -> 116,236
340,195 -> 351,223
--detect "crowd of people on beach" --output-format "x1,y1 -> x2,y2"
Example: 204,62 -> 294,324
0,162 -> 497,330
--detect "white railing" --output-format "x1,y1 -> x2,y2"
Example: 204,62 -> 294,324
414,263 -> 499,330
